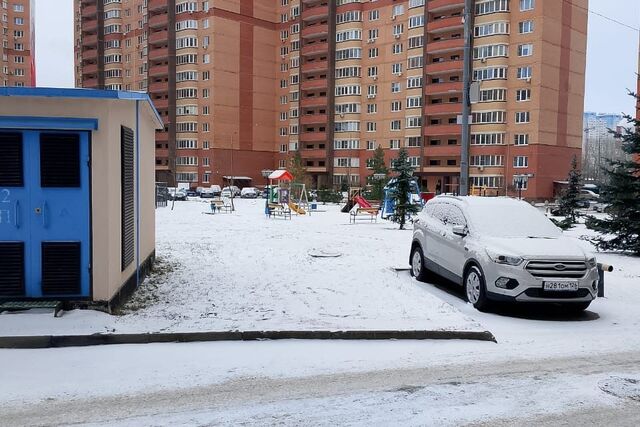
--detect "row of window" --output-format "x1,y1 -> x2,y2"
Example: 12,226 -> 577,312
474,66 -> 532,81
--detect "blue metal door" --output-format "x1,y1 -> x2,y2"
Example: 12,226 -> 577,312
0,130 -> 90,299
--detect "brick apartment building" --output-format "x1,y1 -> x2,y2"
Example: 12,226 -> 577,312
1,0 -> 35,87
75,0 -> 588,199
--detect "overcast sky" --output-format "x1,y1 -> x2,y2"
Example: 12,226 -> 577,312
35,0 -> 640,115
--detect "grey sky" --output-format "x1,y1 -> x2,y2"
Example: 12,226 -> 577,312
35,0 -> 640,115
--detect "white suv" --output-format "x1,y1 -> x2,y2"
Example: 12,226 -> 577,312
410,196 -> 599,312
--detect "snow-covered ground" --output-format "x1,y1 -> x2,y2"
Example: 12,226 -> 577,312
0,199 -> 483,335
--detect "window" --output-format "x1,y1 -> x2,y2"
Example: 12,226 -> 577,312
475,21 -> 509,37
514,134 -> 529,145
176,1 -> 198,13
14,17 -> 23,25
473,44 -> 508,60
334,139 -> 360,150
515,111 -> 530,123
176,156 -> 198,166
369,29 -> 379,40
519,20 -> 534,34
479,88 -> 506,102
367,85 -> 377,96
406,77 -> 422,89
392,44 -> 403,54
176,36 -> 198,49
367,104 -> 377,114
176,105 -> 198,115
334,121 -> 360,133
369,10 -> 379,21
280,144 -> 287,153
176,88 -> 198,99
336,29 -> 362,43
408,36 -> 424,49
336,48 -> 362,60
366,122 -> 377,132
176,20 -> 198,31
518,44 -> 533,57
517,66 -> 532,79
390,139 -> 400,150
176,70 -> 198,82
367,66 -> 378,77
470,155 -> 504,167
475,0 -> 509,16
473,67 -> 507,81
406,96 -> 422,108
335,84 -> 361,96
409,0 -> 425,7
408,15 -> 424,29
367,141 -> 376,150
391,100 -> 402,112
406,116 -> 422,128
176,122 -> 198,133
203,173 -> 210,183
472,110 -> 506,124
391,82 -> 401,93
472,133 -> 505,145
516,89 -> 531,102
336,10 -> 361,24
393,24 -> 404,37
368,48 -> 378,58
520,0 -> 535,11
407,56 -> 423,69
390,120 -> 402,131
177,139 -> 197,149
406,137 -> 422,147
513,156 -> 529,168
470,175 -> 503,188
392,63 -> 402,75
202,157 -> 210,167
392,4 -> 404,17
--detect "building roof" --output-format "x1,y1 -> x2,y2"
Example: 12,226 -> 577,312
268,170 -> 293,181
0,87 -> 163,129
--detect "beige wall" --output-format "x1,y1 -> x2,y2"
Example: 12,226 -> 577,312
0,96 -> 160,302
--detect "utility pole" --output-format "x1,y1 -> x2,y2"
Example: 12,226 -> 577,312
459,0 -> 474,196
230,133 -> 235,211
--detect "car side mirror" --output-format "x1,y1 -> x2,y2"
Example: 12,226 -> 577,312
452,225 -> 467,237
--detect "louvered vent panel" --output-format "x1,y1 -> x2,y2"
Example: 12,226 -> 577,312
41,242 -> 81,295
121,126 -> 135,270
0,133 -> 23,187
40,133 -> 81,188
0,243 -> 25,297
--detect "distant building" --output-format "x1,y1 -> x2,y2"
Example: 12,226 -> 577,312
0,0 -> 36,87
582,112 -> 627,181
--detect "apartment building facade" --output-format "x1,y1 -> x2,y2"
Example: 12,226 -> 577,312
1,0 -> 35,87
75,0 -> 588,199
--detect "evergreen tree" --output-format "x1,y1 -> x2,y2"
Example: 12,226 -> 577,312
288,151 -> 307,184
388,147 -> 421,230
556,155 -> 582,225
586,101 -> 640,255
368,145 -> 389,200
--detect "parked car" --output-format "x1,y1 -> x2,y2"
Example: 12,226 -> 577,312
185,189 -> 198,197
410,196 -> 599,312
210,185 -> 222,197
579,189 -> 600,201
221,186 -> 241,198
200,188 -> 215,198
168,187 -> 187,201
240,187 -> 259,198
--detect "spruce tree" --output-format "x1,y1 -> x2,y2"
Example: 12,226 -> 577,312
556,155 -> 582,226
288,151 -> 307,184
368,145 -> 389,200
388,147 -> 421,229
585,98 -> 640,255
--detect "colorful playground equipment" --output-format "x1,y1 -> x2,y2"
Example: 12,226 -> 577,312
380,177 -> 424,220
266,170 -> 310,218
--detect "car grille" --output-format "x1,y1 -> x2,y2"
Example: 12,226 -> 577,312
525,260 -> 588,279
524,288 -> 591,299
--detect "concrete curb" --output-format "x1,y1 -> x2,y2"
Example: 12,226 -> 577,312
0,330 -> 497,349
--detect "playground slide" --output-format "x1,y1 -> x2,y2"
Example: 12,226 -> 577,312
288,202 -> 306,215
353,195 -> 373,209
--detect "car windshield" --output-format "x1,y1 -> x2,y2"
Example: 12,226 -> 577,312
468,203 -> 561,238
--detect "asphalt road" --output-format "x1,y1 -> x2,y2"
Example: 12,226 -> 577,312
3,349 -> 639,426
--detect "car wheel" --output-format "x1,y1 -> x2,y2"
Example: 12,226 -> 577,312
560,301 -> 591,314
464,265 -> 490,312
410,245 -> 429,282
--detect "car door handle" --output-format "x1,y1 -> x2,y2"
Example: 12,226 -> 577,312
14,200 -> 20,229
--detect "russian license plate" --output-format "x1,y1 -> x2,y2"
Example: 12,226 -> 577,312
543,281 -> 579,291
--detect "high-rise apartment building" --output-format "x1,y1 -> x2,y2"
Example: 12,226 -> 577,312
75,0 -> 588,199
1,0 -> 35,87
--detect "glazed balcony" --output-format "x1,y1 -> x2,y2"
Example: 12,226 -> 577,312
299,131 -> 328,143
426,59 -> 463,75
301,60 -> 328,73
302,5 -> 328,21
300,79 -> 328,91
427,15 -> 464,33
149,47 -> 169,61
300,114 -> 328,125
428,0 -> 464,13
426,38 -> 464,54
301,42 -> 328,56
424,81 -> 462,95
424,102 -> 462,115
300,96 -> 328,108
423,124 -> 461,136
301,23 -> 329,38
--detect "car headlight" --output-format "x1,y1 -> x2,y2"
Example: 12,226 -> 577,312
587,257 -> 597,268
486,248 -> 523,266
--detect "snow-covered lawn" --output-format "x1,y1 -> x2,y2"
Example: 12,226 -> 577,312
0,199 -> 483,336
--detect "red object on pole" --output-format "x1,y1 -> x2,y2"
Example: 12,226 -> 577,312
420,192 -> 436,203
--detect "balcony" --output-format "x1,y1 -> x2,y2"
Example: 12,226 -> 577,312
83,18 -> 98,32
82,34 -> 98,47
300,114 -> 328,125
81,4 -> 97,18
301,149 -> 327,159
421,165 -> 461,174
301,42 -> 328,56
426,38 -> 464,54
424,81 -> 462,95
300,96 -> 328,108
301,78 -> 327,91
148,13 -> 168,29
82,78 -> 99,88
148,81 -> 168,94
82,63 -> 98,75
424,102 -> 462,115
149,47 -> 169,61
423,124 -> 461,136
83,49 -> 98,61
301,23 -> 329,38
301,60 -> 328,73
426,59 -> 463,75
149,31 -> 168,45
427,0 -> 464,13
307,166 -> 328,173
302,5 -> 328,21
155,131 -> 169,142
423,145 -> 461,157
149,64 -> 169,77
148,0 -> 168,12
299,131 -> 328,143
427,15 -> 464,33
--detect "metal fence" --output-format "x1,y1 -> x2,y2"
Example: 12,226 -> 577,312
156,182 -> 168,208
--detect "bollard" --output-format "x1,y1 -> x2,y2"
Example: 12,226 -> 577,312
597,263 -> 614,298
